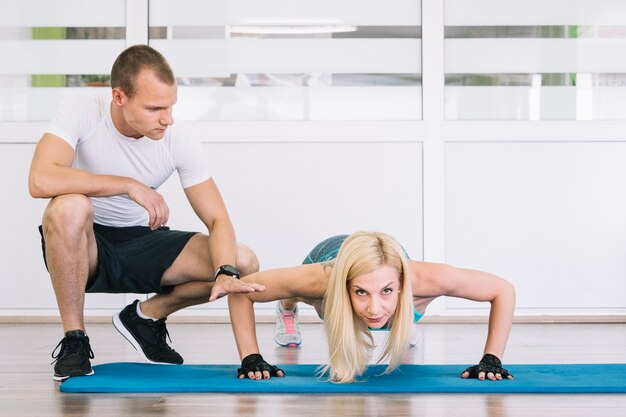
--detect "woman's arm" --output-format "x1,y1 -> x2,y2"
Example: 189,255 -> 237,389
228,264 -> 327,380
412,261 -> 516,380
228,293 -> 279,380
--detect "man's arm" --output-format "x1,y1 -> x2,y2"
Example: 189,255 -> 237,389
29,133 -> 131,198
183,178 -> 259,300
29,133 -> 169,229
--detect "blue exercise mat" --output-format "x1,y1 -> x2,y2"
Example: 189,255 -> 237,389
60,362 -> 626,393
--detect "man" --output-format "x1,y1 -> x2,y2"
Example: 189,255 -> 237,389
28,44 -> 263,382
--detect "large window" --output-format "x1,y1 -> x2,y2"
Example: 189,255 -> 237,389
0,0 -> 422,123
149,0 -> 422,121
0,0 -> 126,122
444,0 -> 626,120
6,1 -> 626,122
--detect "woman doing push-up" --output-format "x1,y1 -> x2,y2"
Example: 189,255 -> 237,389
229,231 -> 515,383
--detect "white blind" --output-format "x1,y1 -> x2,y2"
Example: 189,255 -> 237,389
0,0 -> 422,122
445,0 -> 626,120
446,39 -> 626,73
153,39 -> 420,74
0,0 -> 126,26
149,0 -> 421,26
0,0 -> 127,122
0,0 -> 126,74
445,0 -> 626,25
0,40 -> 125,74
149,0 -> 422,121
0,0 -> 421,121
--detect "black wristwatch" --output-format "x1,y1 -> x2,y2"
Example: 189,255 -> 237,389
214,264 -> 241,281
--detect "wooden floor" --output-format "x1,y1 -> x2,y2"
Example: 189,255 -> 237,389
2,320 -> 625,417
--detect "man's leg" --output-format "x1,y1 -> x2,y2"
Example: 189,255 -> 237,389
140,234 -> 259,318
41,194 -> 98,380
112,234 -> 258,363
42,194 -> 98,332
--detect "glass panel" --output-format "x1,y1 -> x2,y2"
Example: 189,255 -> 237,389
444,0 -> 626,120
0,0 -> 126,122
149,0 -> 422,121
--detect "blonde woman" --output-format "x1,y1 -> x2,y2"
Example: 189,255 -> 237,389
229,231 -> 516,383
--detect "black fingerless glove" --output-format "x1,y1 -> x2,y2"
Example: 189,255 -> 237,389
237,353 -> 284,378
462,353 -> 513,379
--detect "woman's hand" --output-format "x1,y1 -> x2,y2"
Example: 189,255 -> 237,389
237,353 -> 285,380
461,354 -> 513,381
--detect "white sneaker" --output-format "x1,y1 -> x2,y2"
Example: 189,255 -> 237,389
409,325 -> 418,347
274,302 -> 302,346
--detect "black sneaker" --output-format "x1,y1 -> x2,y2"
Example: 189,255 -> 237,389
113,299 -> 183,364
51,330 -> 95,382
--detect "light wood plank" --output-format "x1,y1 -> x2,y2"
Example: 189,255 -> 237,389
1,322 -> 625,417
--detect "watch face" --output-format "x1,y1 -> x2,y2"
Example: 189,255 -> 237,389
217,264 -> 240,278
223,265 -> 238,275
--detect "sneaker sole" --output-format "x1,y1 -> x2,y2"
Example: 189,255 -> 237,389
112,313 -> 178,365
273,335 -> 302,347
53,369 -> 95,382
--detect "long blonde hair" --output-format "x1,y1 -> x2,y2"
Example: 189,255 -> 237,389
321,231 -> 414,383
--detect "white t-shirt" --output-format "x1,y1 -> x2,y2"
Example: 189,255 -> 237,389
47,91 -> 212,227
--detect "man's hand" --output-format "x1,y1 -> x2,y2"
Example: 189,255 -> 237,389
127,182 -> 170,230
209,275 -> 265,301
461,353 -> 513,381
237,353 -> 284,380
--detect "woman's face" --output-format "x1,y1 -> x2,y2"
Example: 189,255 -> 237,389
348,264 -> 401,329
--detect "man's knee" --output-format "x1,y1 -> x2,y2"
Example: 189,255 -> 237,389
42,194 -> 93,235
237,244 -> 259,276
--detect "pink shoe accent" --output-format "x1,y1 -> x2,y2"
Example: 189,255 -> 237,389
281,311 -> 296,334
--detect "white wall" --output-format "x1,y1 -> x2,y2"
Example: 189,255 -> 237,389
1,0 -> 625,320
445,141 -> 626,315
0,136 -> 423,318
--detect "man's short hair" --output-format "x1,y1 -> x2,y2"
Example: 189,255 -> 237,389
110,44 -> 175,98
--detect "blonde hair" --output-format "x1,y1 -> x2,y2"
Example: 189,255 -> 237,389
321,231 -> 414,383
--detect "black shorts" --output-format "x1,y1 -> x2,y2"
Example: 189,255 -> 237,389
38,223 -> 197,294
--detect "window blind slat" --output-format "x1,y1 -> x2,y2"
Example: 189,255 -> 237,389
446,86 -> 626,120
0,40 -> 125,74
176,86 -> 421,120
0,86 -> 422,122
446,86 -> 576,120
149,0 -> 420,26
0,0 -> 126,26
153,39 -> 421,74
445,0 -> 626,26
446,39 -> 626,73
